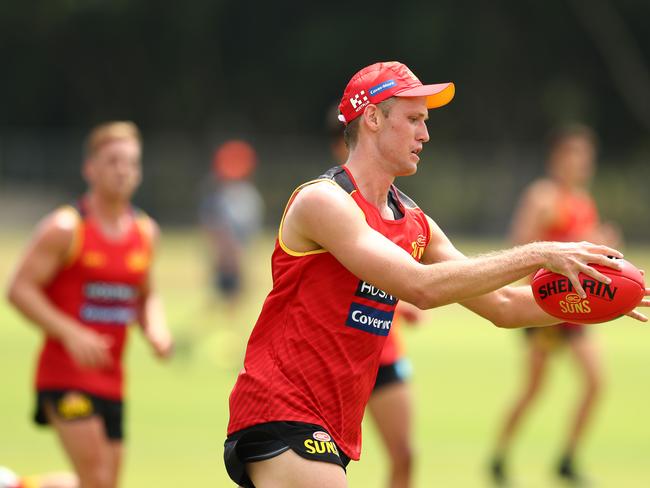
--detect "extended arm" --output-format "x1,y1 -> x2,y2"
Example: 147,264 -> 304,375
6,209 -> 112,367
281,182 -> 623,316
421,217 -> 560,328
136,218 -> 173,359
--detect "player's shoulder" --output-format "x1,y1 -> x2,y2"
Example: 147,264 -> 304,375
293,167 -> 355,203
286,172 -> 362,224
292,178 -> 353,211
316,166 -> 356,194
525,178 -> 559,198
132,208 -> 160,243
29,205 -> 81,252
519,178 -> 560,210
43,205 -> 81,236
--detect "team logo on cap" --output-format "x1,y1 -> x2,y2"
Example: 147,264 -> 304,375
349,90 -> 369,111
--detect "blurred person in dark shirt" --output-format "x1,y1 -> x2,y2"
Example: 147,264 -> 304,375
175,140 -> 265,366
199,140 -> 264,311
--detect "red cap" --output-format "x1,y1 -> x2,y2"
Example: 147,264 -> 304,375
338,61 -> 455,125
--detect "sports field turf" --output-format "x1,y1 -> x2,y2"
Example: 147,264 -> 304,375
1,230 -> 648,487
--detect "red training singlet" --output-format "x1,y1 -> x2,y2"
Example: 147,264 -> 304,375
543,186 -> 599,331
227,166 -> 431,460
543,187 -> 598,243
35,200 -> 152,400
378,316 -> 404,366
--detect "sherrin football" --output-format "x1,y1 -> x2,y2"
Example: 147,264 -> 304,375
532,259 -> 645,324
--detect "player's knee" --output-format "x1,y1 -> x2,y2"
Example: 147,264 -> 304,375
389,443 -> 414,473
585,374 -> 603,396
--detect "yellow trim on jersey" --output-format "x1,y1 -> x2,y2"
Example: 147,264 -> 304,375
277,178 -> 339,257
60,205 -> 83,267
134,210 -> 154,251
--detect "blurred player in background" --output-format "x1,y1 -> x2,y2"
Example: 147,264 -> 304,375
7,122 -> 173,488
174,140 -> 264,364
199,139 -> 264,312
329,105 -> 423,488
222,62 -> 640,488
176,140 -> 263,361
0,466 -> 77,488
368,305 -> 421,488
490,125 -> 621,486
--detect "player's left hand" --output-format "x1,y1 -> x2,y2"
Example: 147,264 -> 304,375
625,292 -> 649,321
625,269 -> 649,322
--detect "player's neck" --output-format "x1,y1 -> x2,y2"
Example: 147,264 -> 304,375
553,178 -> 586,194
85,192 -> 133,237
344,158 -> 394,210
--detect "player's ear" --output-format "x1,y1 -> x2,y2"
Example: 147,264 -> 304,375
362,105 -> 381,132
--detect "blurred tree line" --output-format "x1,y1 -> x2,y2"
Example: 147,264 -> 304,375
0,0 -> 648,237
1,0 -> 648,141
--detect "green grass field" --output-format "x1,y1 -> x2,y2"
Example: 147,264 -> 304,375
1,230 -> 649,487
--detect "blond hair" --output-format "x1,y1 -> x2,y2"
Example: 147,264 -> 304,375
84,121 -> 141,157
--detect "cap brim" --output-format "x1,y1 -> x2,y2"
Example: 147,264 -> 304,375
395,82 -> 455,109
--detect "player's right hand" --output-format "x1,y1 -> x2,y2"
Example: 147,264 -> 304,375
540,241 -> 624,298
62,326 -> 112,369
146,325 -> 174,360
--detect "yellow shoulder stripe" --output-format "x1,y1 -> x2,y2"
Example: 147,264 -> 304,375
134,211 -> 155,250
277,178 -> 338,257
58,205 -> 83,267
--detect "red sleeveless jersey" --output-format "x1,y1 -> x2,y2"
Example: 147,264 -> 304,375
227,166 -> 430,460
378,319 -> 403,366
542,187 -> 599,331
542,188 -> 598,242
35,201 -> 152,400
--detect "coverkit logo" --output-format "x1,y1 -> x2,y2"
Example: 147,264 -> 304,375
346,281 -> 396,335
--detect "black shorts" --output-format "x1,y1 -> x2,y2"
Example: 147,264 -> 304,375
523,324 -> 586,352
224,421 -> 350,488
215,267 -> 241,297
373,358 -> 412,392
35,390 -> 124,440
